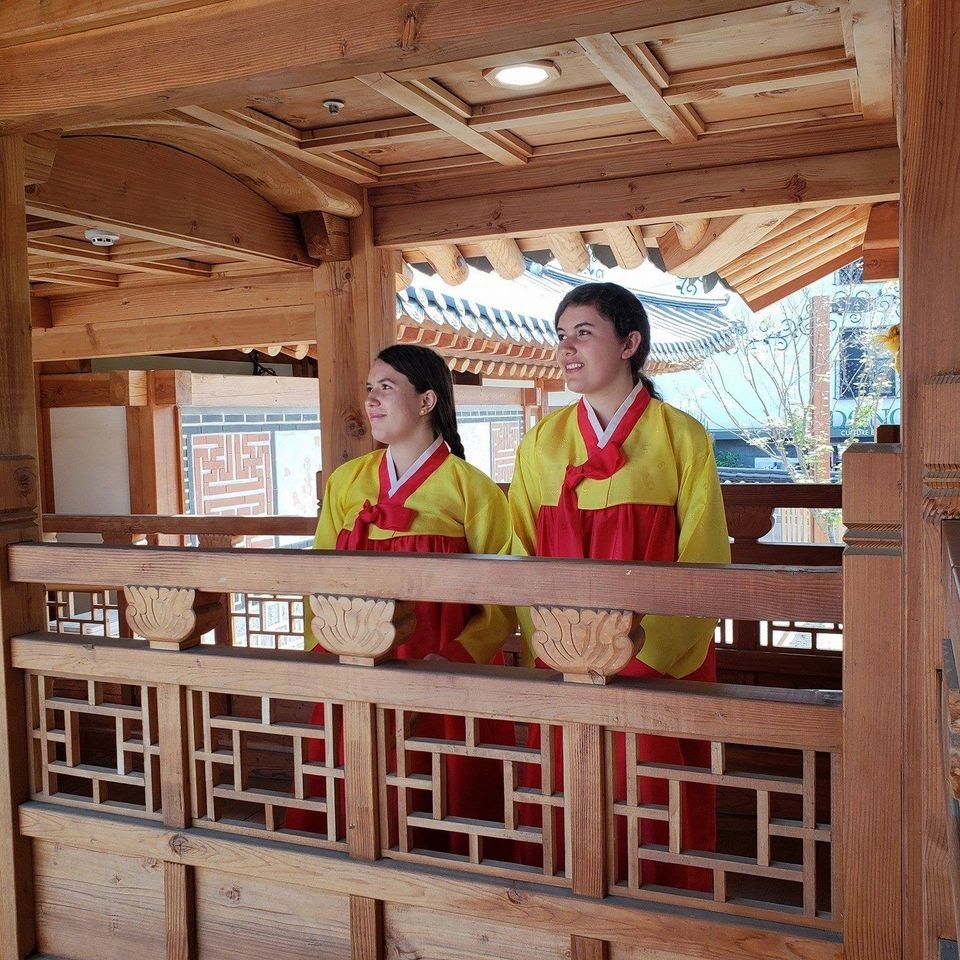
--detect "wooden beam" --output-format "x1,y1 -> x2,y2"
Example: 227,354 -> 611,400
0,134 -> 41,960
301,116 -> 440,152
577,34 -> 696,144
546,232 -> 590,273
374,147 -> 900,247
69,119 -> 363,216
38,371 -> 148,408
0,1 -> 820,132
23,130 -> 61,185
862,199 -> 899,280
358,73 -> 529,166
28,237 -> 214,280
419,245 -> 468,285
847,0 -> 895,121
298,211 -> 351,262
603,224 -> 647,269
741,245 -> 863,312
177,105 -> 379,185
659,212 -> 789,278
25,136 -> 314,266
480,237 -> 525,279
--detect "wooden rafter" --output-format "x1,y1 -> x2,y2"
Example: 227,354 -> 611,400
545,232 -> 590,273
604,225 -> 647,269
24,136 -> 314,266
358,73 -> 530,166
480,237 -> 525,279
27,237 -> 214,280
577,34 -> 697,144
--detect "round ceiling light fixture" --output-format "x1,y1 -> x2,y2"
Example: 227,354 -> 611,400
483,60 -> 560,90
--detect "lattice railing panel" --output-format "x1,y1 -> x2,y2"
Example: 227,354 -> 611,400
715,618 -> 844,652
228,593 -> 307,649
608,732 -> 838,928
187,689 -> 346,850
377,707 -> 567,885
47,589 -> 122,637
25,674 -> 161,819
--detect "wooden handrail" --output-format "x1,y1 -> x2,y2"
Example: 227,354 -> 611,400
11,542 -> 842,622
42,513 -> 316,538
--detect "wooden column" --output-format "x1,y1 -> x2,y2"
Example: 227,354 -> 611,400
902,1 -> 960,956
315,200 -> 396,473
841,444 -> 902,959
127,371 -> 186,541
0,134 -> 43,960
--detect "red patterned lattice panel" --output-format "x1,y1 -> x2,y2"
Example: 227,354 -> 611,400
191,432 -> 274,517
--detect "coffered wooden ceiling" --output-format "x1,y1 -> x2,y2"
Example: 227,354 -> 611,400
10,0 -> 898,321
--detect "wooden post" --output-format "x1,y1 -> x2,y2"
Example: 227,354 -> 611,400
315,200 -> 396,473
841,444 -> 902,959
902,2 -> 960,956
0,134 -> 43,960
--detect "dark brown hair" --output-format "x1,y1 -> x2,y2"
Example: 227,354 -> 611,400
376,344 -> 466,459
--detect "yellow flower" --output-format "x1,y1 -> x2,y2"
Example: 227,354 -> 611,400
874,323 -> 901,373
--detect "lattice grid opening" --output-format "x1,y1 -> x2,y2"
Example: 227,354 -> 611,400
47,589 -> 121,637
25,674 -> 161,820
187,689 -> 346,850
228,593 -> 307,649
608,731 -> 838,929
715,618 -> 844,652
377,706 -> 567,885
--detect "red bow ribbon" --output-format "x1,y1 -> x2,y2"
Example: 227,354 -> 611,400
558,441 -> 626,557
345,499 -> 415,549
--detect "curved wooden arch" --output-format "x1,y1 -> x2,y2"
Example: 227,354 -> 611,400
66,119 -> 362,218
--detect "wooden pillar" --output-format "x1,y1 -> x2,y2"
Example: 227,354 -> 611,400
126,371 -> 186,541
315,201 -> 397,474
902,1 -> 960,956
0,134 -> 43,960
841,444 -> 902,959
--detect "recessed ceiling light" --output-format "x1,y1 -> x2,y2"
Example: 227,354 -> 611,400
484,60 -> 560,90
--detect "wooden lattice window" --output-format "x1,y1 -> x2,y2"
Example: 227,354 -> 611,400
26,674 -> 161,820
46,589 -> 121,637
228,593 -> 307,649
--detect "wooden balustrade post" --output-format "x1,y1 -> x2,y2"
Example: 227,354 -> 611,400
0,134 -> 44,960
841,444 -> 902,958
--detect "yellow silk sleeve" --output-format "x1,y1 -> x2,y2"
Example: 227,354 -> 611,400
455,481 -> 518,664
638,422 -> 731,677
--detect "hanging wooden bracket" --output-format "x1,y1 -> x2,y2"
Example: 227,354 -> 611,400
123,585 -> 224,650
309,594 -> 416,665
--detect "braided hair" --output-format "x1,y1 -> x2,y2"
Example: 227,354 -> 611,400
554,281 -> 660,399
376,344 -> 466,459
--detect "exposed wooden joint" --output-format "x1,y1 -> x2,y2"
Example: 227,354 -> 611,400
358,73 -> 530,166
603,224 -> 647,269
480,237 -> 525,279
660,212 -> 790,278
298,212 -> 351,262
419,245 -> 469,286
862,200 -> 899,280
674,218 -> 709,251
177,105 -> 379,185
24,136 -> 314,266
39,371 -> 148,408
577,34 -> 696,143
847,0 -> 895,121
546,232 -> 590,273
23,130 -> 61,185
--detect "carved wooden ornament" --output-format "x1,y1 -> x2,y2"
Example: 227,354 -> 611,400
530,606 -> 641,684
124,585 -> 223,650
310,594 -> 415,665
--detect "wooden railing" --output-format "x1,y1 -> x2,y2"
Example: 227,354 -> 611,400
9,542 -> 842,960
41,483 -> 845,688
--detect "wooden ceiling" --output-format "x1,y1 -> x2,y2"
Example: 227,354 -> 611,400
11,0 -> 899,328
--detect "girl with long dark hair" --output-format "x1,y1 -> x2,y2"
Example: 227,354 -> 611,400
286,344 -> 514,844
509,282 -> 730,890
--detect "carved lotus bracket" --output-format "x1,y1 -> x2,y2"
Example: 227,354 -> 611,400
530,605 -> 642,684
123,585 -> 224,649
309,594 -> 416,665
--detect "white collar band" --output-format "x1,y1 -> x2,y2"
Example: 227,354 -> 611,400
386,434 -> 445,497
583,381 -> 644,448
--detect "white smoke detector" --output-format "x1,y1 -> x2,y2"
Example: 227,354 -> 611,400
84,228 -> 120,247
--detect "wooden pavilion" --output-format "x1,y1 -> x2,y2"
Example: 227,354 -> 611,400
0,3 -> 952,959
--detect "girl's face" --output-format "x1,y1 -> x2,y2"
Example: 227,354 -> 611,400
365,358 -> 435,446
555,304 -> 641,397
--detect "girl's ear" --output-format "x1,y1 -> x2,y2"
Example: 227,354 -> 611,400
419,389 -> 438,416
621,331 -> 643,360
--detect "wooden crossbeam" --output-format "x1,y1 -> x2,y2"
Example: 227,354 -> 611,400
577,34 -> 696,144
373,147 -> 899,247
845,0 -> 895,121
300,116 -> 440,152
30,269 -> 118,289
28,237 -> 213,280
177,106 -> 379,185
861,200 -> 898,280
25,136 -> 314,266
469,86 -> 630,132
358,73 -> 530,166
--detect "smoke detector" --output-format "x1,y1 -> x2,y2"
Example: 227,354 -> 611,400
322,99 -> 345,115
84,228 -> 120,248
